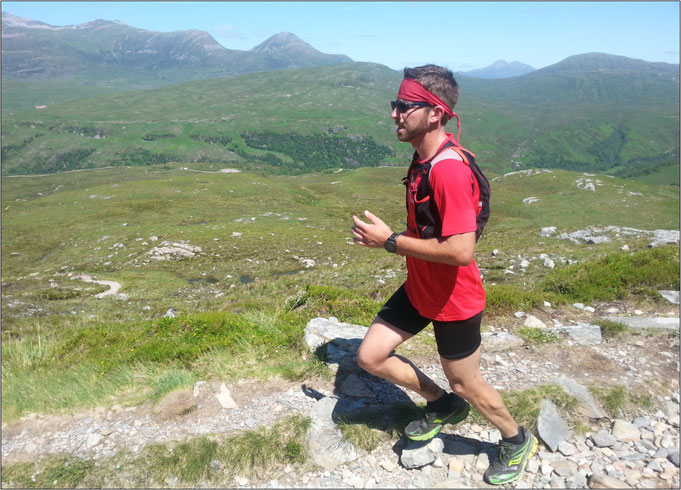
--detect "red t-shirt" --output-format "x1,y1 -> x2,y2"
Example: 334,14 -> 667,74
404,135 -> 486,321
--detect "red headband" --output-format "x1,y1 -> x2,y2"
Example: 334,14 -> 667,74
397,78 -> 461,143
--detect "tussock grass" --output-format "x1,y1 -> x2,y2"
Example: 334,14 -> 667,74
465,385 -> 580,434
337,403 -> 423,451
541,246 -> 679,302
1,307 -> 328,423
0,415 -> 311,488
151,369 -> 196,402
516,327 -> 560,345
590,386 -> 654,418
595,319 -> 630,338
286,284 -> 382,326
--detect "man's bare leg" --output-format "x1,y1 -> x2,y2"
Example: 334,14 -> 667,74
357,316 -> 445,402
439,346 -> 518,438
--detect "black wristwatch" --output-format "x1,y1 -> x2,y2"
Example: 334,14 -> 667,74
384,232 -> 399,253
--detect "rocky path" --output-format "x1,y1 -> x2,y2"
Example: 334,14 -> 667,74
2,307 -> 680,488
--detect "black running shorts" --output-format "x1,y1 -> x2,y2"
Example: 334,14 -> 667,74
377,284 -> 482,360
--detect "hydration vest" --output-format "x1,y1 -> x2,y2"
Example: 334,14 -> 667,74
403,140 -> 490,241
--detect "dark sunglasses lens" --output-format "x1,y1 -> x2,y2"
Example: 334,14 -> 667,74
391,101 -> 409,112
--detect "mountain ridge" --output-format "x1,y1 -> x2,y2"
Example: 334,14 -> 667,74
1,11 -> 352,88
1,56 -> 678,185
464,59 -> 536,79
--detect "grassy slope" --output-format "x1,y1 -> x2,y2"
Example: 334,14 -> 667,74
2,163 -> 678,326
1,163 -> 678,489
2,61 -> 678,178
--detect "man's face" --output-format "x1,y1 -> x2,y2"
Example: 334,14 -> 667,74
391,98 -> 431,143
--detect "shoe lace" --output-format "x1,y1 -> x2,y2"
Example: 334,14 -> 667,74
494,441 -> 514,467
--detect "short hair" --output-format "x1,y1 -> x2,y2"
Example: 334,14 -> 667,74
403,64 -> 459,125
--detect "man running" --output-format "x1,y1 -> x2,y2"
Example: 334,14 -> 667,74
351,64 -> 537,485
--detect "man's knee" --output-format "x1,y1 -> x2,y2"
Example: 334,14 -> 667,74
356,342 -> 391,374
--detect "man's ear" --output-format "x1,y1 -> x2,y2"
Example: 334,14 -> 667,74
429,105 -> 446,125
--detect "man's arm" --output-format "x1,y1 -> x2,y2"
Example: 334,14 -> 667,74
351,210 -> 475,266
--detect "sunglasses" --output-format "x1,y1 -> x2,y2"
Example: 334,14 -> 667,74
391,100 -> 431,113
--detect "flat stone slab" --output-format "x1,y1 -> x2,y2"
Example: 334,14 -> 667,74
552,323 -> 602,345
552,375 -> 607,420
304,317 -> 368,350
537,399 -> 570,452
601,316 -> 679,330
659,290 -> 680,305
306,396 -> 365,470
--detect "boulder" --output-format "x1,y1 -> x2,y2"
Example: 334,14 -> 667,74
339,373 -> 375,399
553,323 -> 602,345
611,419 -> 641,442
659,290 -> 680,305
590,431 -> 617,448
304,317 -> 368,351
588,472 -> 631,488
400,437 -> 445,469
600,316 -> 679,331
552,376 -> 607,420
305,396 -> 364,470
537,399 -> 570,452
524,314 -> 548,329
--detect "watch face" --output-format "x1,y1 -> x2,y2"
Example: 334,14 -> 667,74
384,235 -> 398,253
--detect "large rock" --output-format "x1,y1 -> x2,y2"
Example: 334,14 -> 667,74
552,323 -> 602,345
400,437 -> 445,469
524,314 -> 548,329
552,376 -> 607,420
305,317 -> 368,374
611,419 -> 641,442
600,316 -> 679,331
536,399 -> 570,452
305,396 -> 364,470
304,317 -> 368,350
590,431 -> 617,448
215,383 -> 239,409
588,472 -> 632,488
339,373 -> 375,399
659,290 -> 680,305
648,229 -> 680,247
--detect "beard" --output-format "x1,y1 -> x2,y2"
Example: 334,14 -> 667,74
396,111 -> 430,142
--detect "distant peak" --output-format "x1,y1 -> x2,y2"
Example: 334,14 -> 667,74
251,32 -> 314,53
465,59 -> 536,79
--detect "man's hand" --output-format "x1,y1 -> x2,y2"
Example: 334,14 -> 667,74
351,210 -> 393,249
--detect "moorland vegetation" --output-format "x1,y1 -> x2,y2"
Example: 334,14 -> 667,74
1,21 -> 679,486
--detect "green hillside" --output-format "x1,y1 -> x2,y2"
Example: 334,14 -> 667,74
1,12 -> 351,114
2,162 -> 678,330
1,160 -> 678,432
1,57 -> 679,183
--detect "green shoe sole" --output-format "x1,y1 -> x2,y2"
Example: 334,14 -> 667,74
485,433 -> 539,485
405,402 -> 470,441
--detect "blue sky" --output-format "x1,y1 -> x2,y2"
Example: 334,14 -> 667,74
3,1 -> 679,71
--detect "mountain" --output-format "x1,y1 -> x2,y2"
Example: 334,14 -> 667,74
1,12 -> 352,112
1,53 -> 678,184
464,59 -> 535,79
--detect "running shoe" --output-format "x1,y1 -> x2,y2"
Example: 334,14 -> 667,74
483,426 -> 538,485
404,392 -> 470,441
